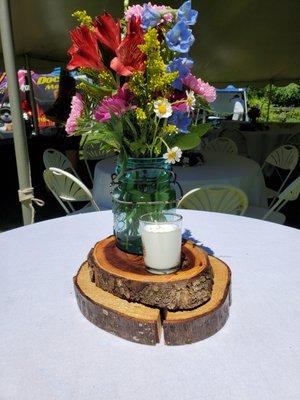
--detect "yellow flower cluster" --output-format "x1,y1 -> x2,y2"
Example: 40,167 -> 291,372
135,108 -> 147,121
128,72 -> 145,97
98,70 -> 115,88
162,124 -> 178,134
139,28 -> 178,97
72,10 -> 93,30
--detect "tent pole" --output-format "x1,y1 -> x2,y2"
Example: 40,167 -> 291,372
243,90 -> 249,121
266,80 -> 273,122
24,54 -> 39,135
0,0 -> 33,225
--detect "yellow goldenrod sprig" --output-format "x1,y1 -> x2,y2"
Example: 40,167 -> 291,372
135,108 -> 147,121
138,28 -> 178,98
128,72 -> 145,97
72,10 -> 93,30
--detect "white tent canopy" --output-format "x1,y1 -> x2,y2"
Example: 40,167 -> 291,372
1,0 -> 300,85
0,0 -> 299,226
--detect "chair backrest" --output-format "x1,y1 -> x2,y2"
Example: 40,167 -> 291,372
263,145 -> 299,171
43,148 -> 79,178
178,185 -> 249,215
264,176 -> 300,220
205,137 -> 238,155
82,143 -> 114,184
43,167 -> 99,214
221,128 -> 248,156
286,132 -> 300,148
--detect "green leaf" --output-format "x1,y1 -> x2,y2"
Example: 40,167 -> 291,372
189,123 -> 212,138
168,130 -> 199,150
167,123 -> 212,151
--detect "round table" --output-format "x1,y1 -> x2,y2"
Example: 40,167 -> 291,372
0,211 -> 299,400
93,151 -> 267,209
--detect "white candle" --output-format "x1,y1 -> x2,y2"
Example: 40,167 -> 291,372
141,223 -> 182,274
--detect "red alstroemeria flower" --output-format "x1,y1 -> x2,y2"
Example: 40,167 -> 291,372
67,25 -> 104,71
127,16 -> 143,36
94,12 -> 121,54
110,34 -> 145,77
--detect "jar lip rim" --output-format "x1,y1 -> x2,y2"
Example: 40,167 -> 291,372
139,211 -> 182,223
126,157 -> 165,161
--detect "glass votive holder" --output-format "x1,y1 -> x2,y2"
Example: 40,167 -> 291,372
139,212 -> 182,275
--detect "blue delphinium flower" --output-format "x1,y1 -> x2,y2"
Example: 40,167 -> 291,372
141,5 -> 161,30
167,57 -> 194,90
178,0 -> 198,25
165,20 -> 195,53
168,111 -> 191,133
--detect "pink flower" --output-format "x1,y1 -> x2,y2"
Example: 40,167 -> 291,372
163,12 -> 173,22
94,95 -> 129,122
65,93 -> 83,135
125,3 -> 173,23
183,74 -> 217,103
172,102 -> 188,112
125,5 -> 144,21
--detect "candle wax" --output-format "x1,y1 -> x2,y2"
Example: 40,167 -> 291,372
141,223 -> 181,272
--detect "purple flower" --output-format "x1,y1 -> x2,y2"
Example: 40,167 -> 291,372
168,111 -> 191,133
165,20 -> 195,53
178,1 -> 198,25
141,5 -> 161,30
167,57 -> 194,90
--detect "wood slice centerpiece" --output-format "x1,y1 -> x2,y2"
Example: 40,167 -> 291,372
74,252 -> 231,345
87,236 -> 213,311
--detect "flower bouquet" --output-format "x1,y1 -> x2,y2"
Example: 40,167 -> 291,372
66,0 -> 216,253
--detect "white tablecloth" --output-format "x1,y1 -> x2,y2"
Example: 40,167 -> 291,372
0,210 -> 299,400
93,151 -> 267,209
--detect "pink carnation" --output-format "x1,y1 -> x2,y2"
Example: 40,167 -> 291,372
65,93 -> 83,135
183,74 -> 217,103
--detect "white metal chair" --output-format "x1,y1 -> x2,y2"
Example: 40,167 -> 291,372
245,176 -> 300,224
43,148 -> 80,179
178,185 -> 248,216
286,132 -> 300,150
261,145 -> 299,205
221,129 -> 248,157
205,137 -> 238,155
82,143 -> 114,184
43,167 -> 100,214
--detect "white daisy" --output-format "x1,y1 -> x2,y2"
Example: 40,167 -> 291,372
185,90 -> 196,111
163,146 -> 182,164
154,99 -> 173,119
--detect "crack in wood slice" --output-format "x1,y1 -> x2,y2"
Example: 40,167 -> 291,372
88,236 -> 214,311
74,255 -> 231,346
74,263 -> 161,345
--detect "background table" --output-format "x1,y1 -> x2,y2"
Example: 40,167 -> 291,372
241,123 -> 299,164
93,151 -> 267,210
207,121 -> 299,164
0,210 -> 299,400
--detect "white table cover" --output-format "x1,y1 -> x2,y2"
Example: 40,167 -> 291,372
93,151 -> 267,210
0,210 -> 299,400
